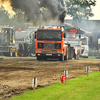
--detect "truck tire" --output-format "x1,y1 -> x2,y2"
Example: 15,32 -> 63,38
13,50 -> 18,57
64,48 -> 68,60
62,52 -> 64,61
37,56 -> 41,60
59,52 -> 64,61
10,49 -> 13,57
60,52 -> 64,61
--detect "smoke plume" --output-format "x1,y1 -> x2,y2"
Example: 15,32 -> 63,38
2,0 -> 66,25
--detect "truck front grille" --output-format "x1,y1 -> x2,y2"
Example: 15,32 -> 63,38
42,49 -> 57,54
44,43 -> 55,48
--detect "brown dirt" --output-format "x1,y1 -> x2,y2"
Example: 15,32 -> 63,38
0,58 -> 100,100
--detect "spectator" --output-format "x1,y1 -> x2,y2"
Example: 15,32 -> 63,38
17,28 -> 22,32
18,41 -> 23,56
23,40 -> 29,57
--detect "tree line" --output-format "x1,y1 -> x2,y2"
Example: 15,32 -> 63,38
0,0 -> 96,30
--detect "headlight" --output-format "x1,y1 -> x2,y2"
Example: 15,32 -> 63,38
55,43 -> 61,49
37,50 -> 41,53
38,43 -> 44,48
58,51 -> 61,53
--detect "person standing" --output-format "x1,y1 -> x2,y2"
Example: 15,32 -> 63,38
23,40 -> 29,57
18,41 -> 23,56
17,28 -> 22,32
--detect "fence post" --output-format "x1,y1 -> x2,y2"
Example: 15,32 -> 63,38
66,70 -> 68,79
34,77 -> 35,93
86,66 -> 90,77
32,77 -> 37,93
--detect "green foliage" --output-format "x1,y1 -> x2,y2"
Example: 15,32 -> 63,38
0,6 -> 11,25
80,56 -> 96,60
66,0 -> 96,26
0,6 -> 26,31
88,50 -> 98,56
10,71 -> 100,100
10,8 -> 26,31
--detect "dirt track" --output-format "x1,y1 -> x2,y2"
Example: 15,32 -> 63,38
0,58 -> 100,100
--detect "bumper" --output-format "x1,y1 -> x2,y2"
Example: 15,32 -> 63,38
36,53 -> 62,57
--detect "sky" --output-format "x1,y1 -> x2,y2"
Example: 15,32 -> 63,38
66,0 -> 100,20
90,0 -> 100,20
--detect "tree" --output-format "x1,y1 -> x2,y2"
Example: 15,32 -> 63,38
0,6 -> 10,25
10,8 -> 26,31
66,0 -> 96,26
0,6 -> 26,31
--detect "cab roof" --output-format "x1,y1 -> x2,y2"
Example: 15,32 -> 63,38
38,26 -> 63,31
0,26 -> 14,29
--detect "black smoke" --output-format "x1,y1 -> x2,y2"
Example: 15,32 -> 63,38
2,0 -> 66,24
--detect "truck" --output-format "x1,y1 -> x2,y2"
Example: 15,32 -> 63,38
0,26 -> 18,57
35,26 -> 77,61
64,25 -> 89,58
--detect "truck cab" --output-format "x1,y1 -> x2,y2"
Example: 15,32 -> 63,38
35,26 -> 74,61
0,26 -> 17,57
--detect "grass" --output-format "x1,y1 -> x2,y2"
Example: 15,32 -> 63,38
10,71 -> 100,100
0,56 -> 97,60
0,56 -> 36,59
80,56 -> 96,60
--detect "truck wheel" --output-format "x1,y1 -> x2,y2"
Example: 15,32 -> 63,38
10,50 -> 13,57
15,50 -> 18,57
13,50 -> 18,57
37,56 -> 41,60
59,52 -> 64,61
62,52 -> 64,61
64,48 -> 68,60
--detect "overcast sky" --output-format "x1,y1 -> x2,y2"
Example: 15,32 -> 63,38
66,0 -> 100,20
90,0 -> 100,20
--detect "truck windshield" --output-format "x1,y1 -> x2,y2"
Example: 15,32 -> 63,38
37,30 -> 62,41
80,38 -> 87,45
0,28 -> 10,45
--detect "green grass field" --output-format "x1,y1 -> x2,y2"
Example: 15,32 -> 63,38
0,56 -> 36,59
0,56 -> 97,60
10,71 -> 100,100
80,56 -> 96,60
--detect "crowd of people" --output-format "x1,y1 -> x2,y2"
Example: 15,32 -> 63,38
18,41 -> 29,57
